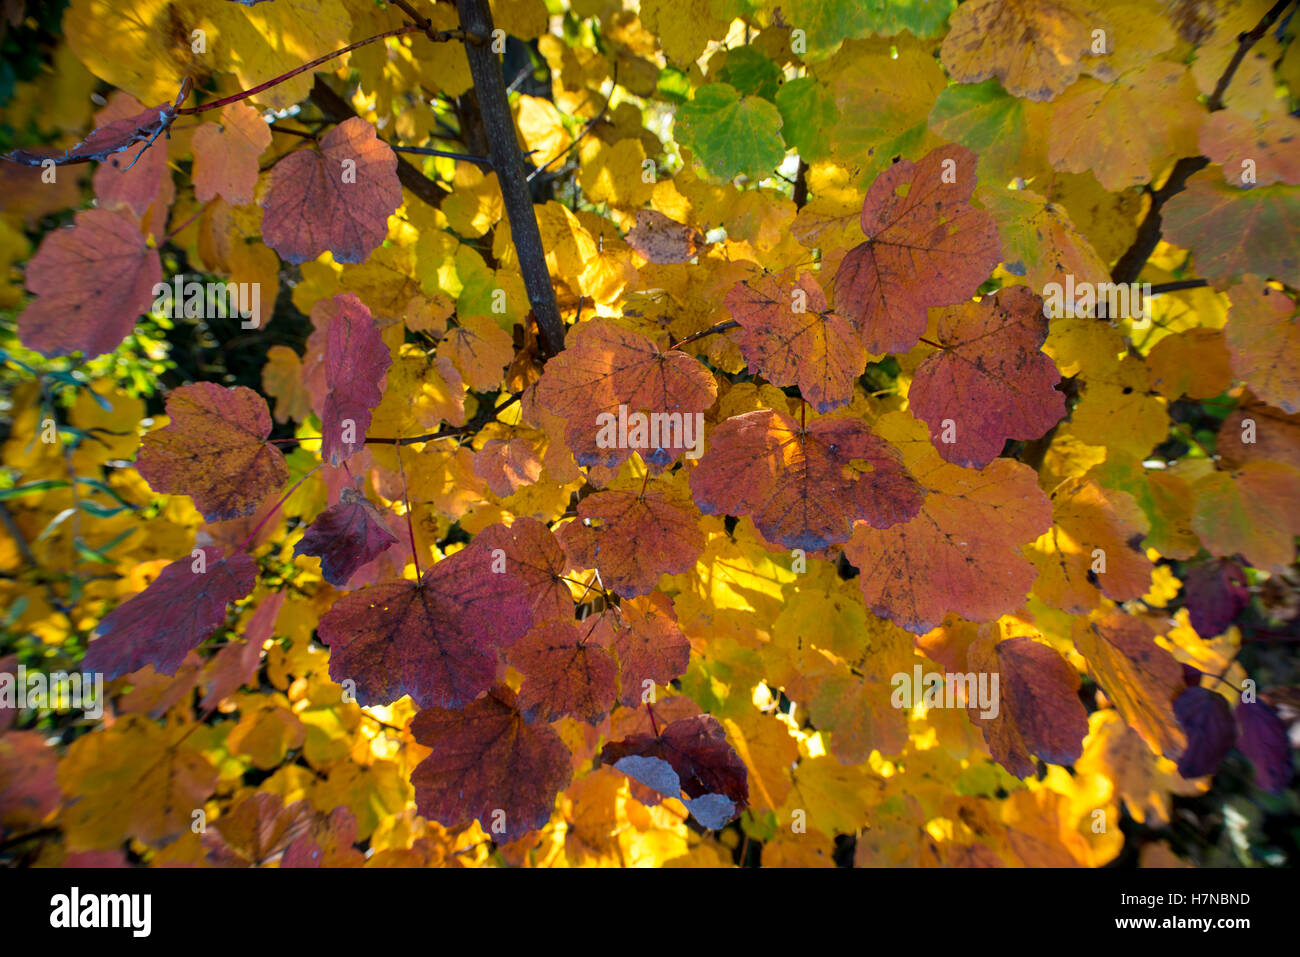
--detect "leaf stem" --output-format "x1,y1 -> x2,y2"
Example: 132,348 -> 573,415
394,440 -> 421,579
238,464 -> 323,553
177,25 -> 423,115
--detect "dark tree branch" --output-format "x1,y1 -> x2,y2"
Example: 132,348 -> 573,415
455,0 -> 567,359
1207,0 -> 1294,111
1109,0 -> 1294,287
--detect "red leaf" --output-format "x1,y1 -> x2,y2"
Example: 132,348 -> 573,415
471,518 -> 573,624
967,635 -> 1088,777
589,592 -> 691,707
909,286 -> 1065,467
316,541 -> 534,709
293,486 -> 398,587
509,618 -> 619,725
320,293 -> 392,466
833,145 -> 1001,354
83,547 -> 257,679
534,318 -> 717,469
90,93 -> 175,220
260,116 -> 402,264
602,713 -> 749,830
727,270 -> 865,412
410,685 -> 572,841
17,208 -> 161,358
136,382 -> 289,521
690,408 -> 922,550
192,103 -> 272,206
558,475 -> 705,597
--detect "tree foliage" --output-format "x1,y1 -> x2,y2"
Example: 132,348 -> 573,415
0,0 -> 1298,868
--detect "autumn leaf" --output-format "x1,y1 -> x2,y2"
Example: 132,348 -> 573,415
293,486 -> 398,587
558,473 -> 705,597
410,685 -> 572,842
908,285 -> 1065,467
625,209 -> 705,265
192,102 -> 272,206
833,145 -> 1002,354
602,712 -> 749,830
940,0 -> 1098,101
17,207 -> 161,358
1075,613 -> 1186,760
260,117 -> 401,265
967,634 -> 1089,777
726,270 -> 865,412
319,293 -> 392,466
1172,686 -> 1235,779
136,382 -> 289,521
588,591 -> 692,707
83,546 -> 257,679
845,411 -> 1051,633
317,539 -> 534,710
692,408 -> 922,551
534,318 -> 718,469
509,618 -> 619,725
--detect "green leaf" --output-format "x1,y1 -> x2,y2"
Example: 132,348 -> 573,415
784,0 -> 955,60
775,76 -> 838,162
0,480 -> 70,501
717,46 -> 781,101
675,82 -> 786,181
928,79 -> 1033,184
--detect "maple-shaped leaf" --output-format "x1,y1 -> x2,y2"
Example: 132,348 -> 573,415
845,412 -> 1051,632
136,382 -> 289,521
558,473 -> 705,597
319,293 -> 392,466
602,712 -> 749,830
1028,476 -> 1152,614
833,145 -> 1001,354
1235,701 -> 1293,795
1075,613 -> 1186,760
280,806 -> 365,869
205,792 -> 315,867
2,81 -> 185,166
293,486 -> 398,587
471,518 -> 574,624
192,102 -> 272,206
625,209 -> 705,264
1192,462 -> 1300,573
410,685 -> 572,842
1223,279 -> 1299,415
1162,171 -> 1300,287
589,592 -> 691,708
691,408 -> 922,551
57,714 -> 218,851
1183,558 -> 1249,639
534,318 -> 717,468
726,270 -> 865,412
966,634 -> 1088,777
1200,110 -> 1300,187
939,0 -> 1096,101
17,207 -> 161,358
909,285 -> 1064,467
316,540 -> 533,709
437,315 -> 514,392
509,618 -> 619,725
1172,686 -> 1235,779
260,116 -> 401,265
83,547 -> 257,679
473,437 -> 543,498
